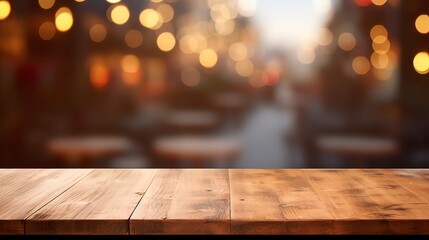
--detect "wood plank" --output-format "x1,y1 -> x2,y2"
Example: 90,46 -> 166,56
26,169 -> 157,235
384,169 -> 429,202
305,169 -> 429,234
0,169 -> 91,235
130,169 -> 230,235
230,169 -> 333,235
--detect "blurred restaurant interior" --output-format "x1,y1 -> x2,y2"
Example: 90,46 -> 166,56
0,0 -> 428,169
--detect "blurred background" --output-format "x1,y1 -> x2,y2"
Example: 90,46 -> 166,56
0,0 -> 428,168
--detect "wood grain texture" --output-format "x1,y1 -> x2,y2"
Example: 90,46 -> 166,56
130,169 -> 230,235
230,169 -> 333,235
1,169 -> 429,235
385,170 -> 429,202
0,169 -> 91,235
26,169 -> 157,235
304,169 -> 429,234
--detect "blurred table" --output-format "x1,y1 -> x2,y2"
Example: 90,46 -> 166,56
163,110 -> 219,132
153,136 -> 241,167
1,169 -> 428,235
316,135 -> 400,167
47,136 -> 134,166
211,92 -> 247,110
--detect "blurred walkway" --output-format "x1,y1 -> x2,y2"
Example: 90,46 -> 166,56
231,103 -> 300,168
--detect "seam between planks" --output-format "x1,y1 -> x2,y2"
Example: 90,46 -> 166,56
227,169 -> 232,235
23,169 -> 95,235
127,169 -> 158,235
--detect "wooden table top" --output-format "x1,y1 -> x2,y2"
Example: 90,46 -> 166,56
0,169 -> 428,235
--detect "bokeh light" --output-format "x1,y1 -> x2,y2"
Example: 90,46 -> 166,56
121,55 -> 140,73
319,28 -> 334,46
125,30 -> 143,48
0,1 -> 11,20
179,35 -> 199,54
199,49 -> 218,68
38,0 -> 55,10
139,8 -> 163,30
157,32 -> 176,52
229,42 -> 248,62
235,59 -> 254,77
297,48 -> 316,64
262,68 -> 280,86
109,4 -> 129,25
415,14 -> 429,34
372,38 -> 390,54
338,32 -> 356,51
370,52 -> 389,69
371,0 -> 387,6
413,52 -> 429,74
39,22 -> 56,40
352,56 -> 371,75
157,4 -> 174,23
90,63 -> 109,88
238,0 -> 257,17
370,25 -> 388,42
89,24 -> 107,43
55,7 -> 73,32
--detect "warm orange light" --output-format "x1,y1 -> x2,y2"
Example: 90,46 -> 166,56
319,28 -> 333,46
139,9 -> 163,30
199,49 -> 218,68
179,35 -> 199,54
55,7 -> 73,32
38,0 -> 55,10
372,38 -> 390,54
39,22 -> 56,40
413,52 -> 429,74
121,55 -> 140,73
352,56 -> 371,75
262,68 -> 280,86
125,30 -> 143,48
370,25 -> 388,42
215,19 -> 235,36
0,1 -> 10,20
89,24 -> 107,43
371,0 -> 387,6
157,4 -> 174,23
235,59 -> 254,77
157,32 -> 176,52
338,32 -> 356,51
90,64 -> 109,89
109,4 -> 129,25
415,15 -> 429,34
370,52 -> 389,69
229,42 -> 248,61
